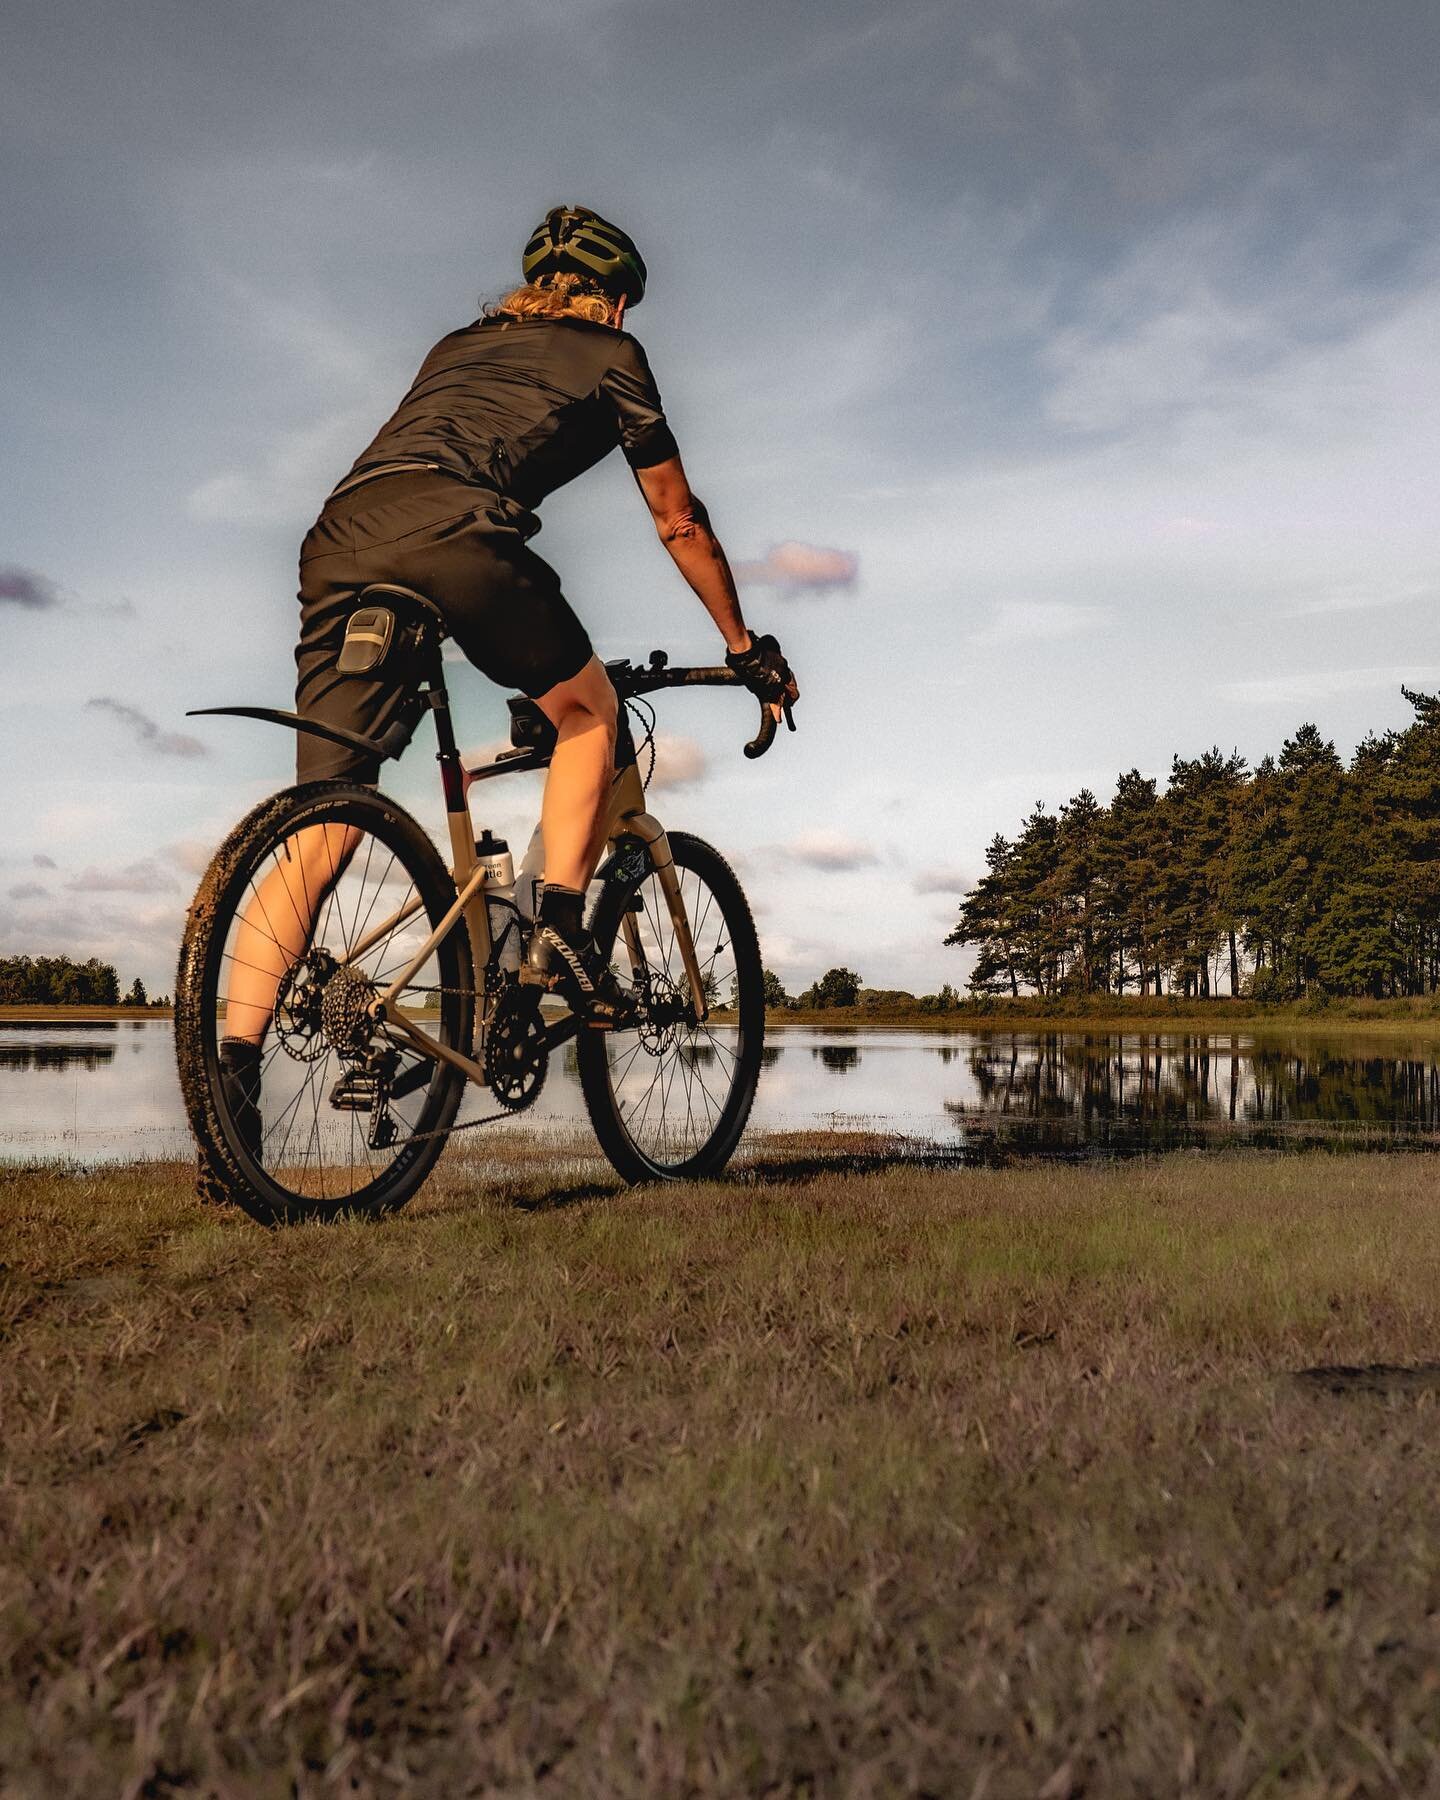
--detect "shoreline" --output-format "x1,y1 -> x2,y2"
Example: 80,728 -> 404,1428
0,1004 -> 173,1023
7,997 -> 1440,1036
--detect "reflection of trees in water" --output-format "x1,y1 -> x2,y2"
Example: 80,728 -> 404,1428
949,1034 -> 1440,1145
935,1045 -> 958,1064
760,1046 -> 782,1068
0,1043 -> 117,1071
813,1046 -> 860,1074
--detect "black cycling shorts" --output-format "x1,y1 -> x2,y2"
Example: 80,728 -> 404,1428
294,469 -> 593,781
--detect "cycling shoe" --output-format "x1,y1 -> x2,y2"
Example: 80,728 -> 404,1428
521,923 -> 637,1029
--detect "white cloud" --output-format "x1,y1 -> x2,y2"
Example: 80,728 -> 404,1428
187,404 -> 381,527
734,542 -> 859,595
646,732 -> 708,791
1281,579 -> 1437,619
973,600 -> 1109,646
1218,667 -> 1440,707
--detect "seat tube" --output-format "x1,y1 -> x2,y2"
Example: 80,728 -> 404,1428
430,688 -> 492,982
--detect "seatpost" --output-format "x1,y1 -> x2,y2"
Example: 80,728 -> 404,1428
427,676 -> 492,987
427,685 -> 471,867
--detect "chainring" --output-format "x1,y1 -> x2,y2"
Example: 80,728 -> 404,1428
483,983 -> 549,1112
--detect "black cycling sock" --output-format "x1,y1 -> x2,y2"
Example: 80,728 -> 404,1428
538,884 -> 585,943
219,1037 -> 262,1075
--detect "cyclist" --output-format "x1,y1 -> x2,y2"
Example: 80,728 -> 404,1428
218,206 -> 797,1135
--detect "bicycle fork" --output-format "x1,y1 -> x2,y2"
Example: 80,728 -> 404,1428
606,762 -> 708,1022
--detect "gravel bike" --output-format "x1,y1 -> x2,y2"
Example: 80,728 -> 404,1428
175,584 -> 788,1225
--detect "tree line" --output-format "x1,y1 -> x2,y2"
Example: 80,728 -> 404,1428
755,967 -> 965,1013
0,955 -> 162,1007
947,688 -> 1440,1000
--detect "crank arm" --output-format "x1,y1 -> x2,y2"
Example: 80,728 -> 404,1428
543,1012 -> 582,1053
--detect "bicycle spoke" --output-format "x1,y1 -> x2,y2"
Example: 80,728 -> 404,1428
207,802 -> 470,1214
599,854 -> 753,1172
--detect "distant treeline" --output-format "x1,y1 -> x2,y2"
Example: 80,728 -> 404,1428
948,688 -> 1440,1001
0,955 -> 161,1007
761,967 -> 965,1013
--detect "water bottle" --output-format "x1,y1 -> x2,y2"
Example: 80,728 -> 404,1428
476,830 -> 521,974
475,828 -> 514,888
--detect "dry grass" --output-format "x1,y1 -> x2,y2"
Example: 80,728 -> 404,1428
2,1140 -> 1439,1797
774,996 -> 1440,1037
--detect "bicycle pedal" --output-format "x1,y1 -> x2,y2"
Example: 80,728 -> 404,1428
329,1069 -> 382,1112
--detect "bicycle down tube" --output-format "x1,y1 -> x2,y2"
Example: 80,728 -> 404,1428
356,748 -> 710,1089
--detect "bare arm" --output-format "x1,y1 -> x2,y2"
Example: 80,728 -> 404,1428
633,454 -> 752,656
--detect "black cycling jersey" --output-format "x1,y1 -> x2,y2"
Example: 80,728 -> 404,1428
338,315 -> 679,535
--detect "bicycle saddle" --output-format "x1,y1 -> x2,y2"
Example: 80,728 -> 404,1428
354,584 -> 449,636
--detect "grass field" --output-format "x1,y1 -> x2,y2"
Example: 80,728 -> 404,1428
775,995 -> 1440,1037
10,993 -> 1440,1037
3,1139 -> 1439,1796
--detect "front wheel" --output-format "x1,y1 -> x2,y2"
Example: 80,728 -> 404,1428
578,831 -> 765,1182
175,782 -> 474,1225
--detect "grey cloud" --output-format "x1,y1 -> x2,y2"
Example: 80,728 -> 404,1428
86,697 -> 208,759
7,882 -> 48,901
734,543 -> 858,595
65,859 -> 179,896
787,830 -> 879,873
912,866 -> 970,896
0,566 -> 58,609
33,854 -> 57,870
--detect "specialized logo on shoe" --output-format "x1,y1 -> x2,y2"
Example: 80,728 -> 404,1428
538,925 -> 595,993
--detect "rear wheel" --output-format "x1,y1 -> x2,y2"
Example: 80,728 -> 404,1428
578,831 -> 764,1182
175,782 -> 473,1225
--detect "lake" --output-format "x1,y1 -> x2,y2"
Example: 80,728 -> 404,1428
4,1019 -> 1440,1165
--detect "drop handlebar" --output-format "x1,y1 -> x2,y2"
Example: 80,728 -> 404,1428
606,651 -> 796,759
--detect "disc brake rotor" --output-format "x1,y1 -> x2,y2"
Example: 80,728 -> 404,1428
273,949 -> 337,1062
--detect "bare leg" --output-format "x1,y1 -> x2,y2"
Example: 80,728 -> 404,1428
223,822 -> 360,1043
535,656 -> 618,890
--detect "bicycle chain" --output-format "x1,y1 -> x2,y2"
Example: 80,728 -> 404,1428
367,981 -> 537,1148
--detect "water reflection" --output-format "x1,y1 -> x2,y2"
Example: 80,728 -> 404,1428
5,1020 -> 1440,1164
0,1042 -> 117,1072
949,1034 -> 1440,1153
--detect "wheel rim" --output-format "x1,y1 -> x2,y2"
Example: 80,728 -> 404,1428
209,804 -> 463,1208
598,859 -> 749,1170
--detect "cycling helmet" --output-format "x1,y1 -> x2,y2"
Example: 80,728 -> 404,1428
522,206 -> 647,307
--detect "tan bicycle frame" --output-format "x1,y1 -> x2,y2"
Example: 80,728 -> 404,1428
356,758 -> 708,1088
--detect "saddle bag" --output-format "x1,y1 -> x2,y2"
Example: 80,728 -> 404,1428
336,605 -> 398,676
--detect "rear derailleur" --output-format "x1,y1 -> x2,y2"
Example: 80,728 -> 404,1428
329,1046 -> 402,1149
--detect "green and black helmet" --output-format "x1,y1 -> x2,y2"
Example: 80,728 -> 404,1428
522,206 -> 647,307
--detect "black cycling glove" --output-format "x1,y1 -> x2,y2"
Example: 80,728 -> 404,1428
725,632 -> 794,704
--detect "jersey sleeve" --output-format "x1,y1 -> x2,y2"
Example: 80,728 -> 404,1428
602,335 -> 680,470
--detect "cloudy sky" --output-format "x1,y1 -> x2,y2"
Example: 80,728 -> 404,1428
4,0 -> 1439,993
